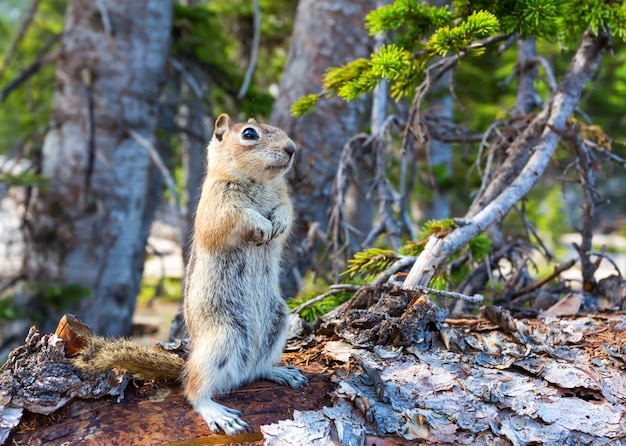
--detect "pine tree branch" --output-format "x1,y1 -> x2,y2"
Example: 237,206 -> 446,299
402,33 -> 509,151
402,30 -> 611,289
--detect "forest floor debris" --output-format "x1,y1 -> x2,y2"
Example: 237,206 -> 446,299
2,307 -> 626,445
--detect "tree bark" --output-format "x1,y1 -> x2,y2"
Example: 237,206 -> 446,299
403,30 -> 610,289
271,0 -> 376,297
21,0 -> 173,336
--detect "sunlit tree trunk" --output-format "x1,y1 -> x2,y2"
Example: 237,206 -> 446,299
271,0 -> 376,297
20,0 -> 173,336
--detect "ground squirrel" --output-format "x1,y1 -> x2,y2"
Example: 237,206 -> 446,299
74,113 -> 307,434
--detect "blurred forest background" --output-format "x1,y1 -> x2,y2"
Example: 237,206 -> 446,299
1,0 -> 626,359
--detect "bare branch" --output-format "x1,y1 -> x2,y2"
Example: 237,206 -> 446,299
389,278 -> 484,304
170,57 -> 204,99
237,0 -> 261,99
513,203 -> 553,260
511,258 -> 577,299
0,0 -> 41,84
588,251 -> 623,281
290,284 -> 359,315
128,129 -> 185,247
94,0 -> 113,35
528,55 -> 557,92
569,128 -> 601,290
1,38 -> 60,104
402,30 -> 610,289
402,34 -> 509,151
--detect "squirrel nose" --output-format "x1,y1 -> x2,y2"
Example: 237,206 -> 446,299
284,140 -> 296,158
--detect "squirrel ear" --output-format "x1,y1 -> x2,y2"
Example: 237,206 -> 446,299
247,117 -> 257,124
214,114 -> 231,141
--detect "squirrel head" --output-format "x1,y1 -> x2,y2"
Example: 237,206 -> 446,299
208,113 -> 296,183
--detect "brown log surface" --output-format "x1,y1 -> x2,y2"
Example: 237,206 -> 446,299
7,362 -> 334,446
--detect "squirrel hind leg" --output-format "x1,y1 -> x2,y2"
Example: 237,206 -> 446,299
194,398 -> 249,435
263,365 -> 308,388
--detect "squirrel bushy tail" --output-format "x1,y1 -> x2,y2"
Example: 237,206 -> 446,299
73,337 -> 185,382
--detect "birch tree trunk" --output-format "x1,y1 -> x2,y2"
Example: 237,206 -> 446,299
271,0 -> 376,297
21,0 -> 173,336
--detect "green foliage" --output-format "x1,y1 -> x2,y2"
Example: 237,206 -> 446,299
400,239 -> 427,257
290,93 -> 321,117
288,290 -> 353,322
468,234 -> 492,261
367,0 -> 452,51
426,10 -> 499,57
0,283 -> 90,324
342,248 -> 399,282
0,171 -> 47,188
292,0 -> 626,114
39,283 -> 89,312
0,0 -> 66,155
398,219 -> 457,256
341,218 -> 492,295
138,276 -> 181,305
418,218 -> 457,239
323,58 -> 371,96
0,296 -> 24,321
563,0 -> 620,39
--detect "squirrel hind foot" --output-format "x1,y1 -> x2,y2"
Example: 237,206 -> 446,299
263,365 -> 308,388
194,398 -> 250,435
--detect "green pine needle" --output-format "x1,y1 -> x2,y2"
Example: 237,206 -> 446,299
370,44 -> 411,79
426,10 -> 499,57
342,248 -> 399,281
468,234 -> 492,261
323,58 -> 371,94
290,94 -> 322,117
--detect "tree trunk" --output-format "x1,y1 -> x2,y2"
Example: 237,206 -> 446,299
271,0 -> 376,297
21,0 -> 173,336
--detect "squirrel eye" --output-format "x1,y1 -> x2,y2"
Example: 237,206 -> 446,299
241,127 -> 259,141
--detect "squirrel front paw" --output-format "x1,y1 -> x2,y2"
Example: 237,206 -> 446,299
243,210 -> 273,245
270,206 -> 291,239
248,218 -> 273,244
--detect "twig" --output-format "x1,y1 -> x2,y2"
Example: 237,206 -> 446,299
94,0 -> 113,35
371,255 -> 416,288
469,120 -> 501,193
588,251 -> 624,280
326,133 -> 369,281
570,130 -> 601,289
290,284 -> 359,314
237,0 -> 261,99
0,0 -> 41,84
81,68 -> 96,204
0,274 -> 25,295
389,278 -> 484,303
128,129 -> 185,247
497,33 -> 518,55
513,203 -> 553,260
594,145 -> 626,169
170,57 -> 204,99
293,255 -> 416,315
511,258 -> 577,298
402,33 -> 509,152
1,39 -> 60,103
528,55 -> 557,92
